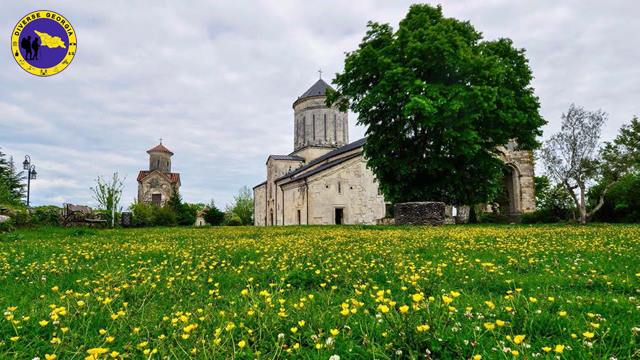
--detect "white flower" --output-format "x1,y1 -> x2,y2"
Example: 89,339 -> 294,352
329,355 -> 340,360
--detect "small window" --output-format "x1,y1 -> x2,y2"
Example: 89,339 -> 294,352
156,159 -> 160,168
297,210 -> 301,225
338,182 -> 341,194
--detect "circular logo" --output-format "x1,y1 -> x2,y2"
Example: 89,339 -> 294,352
11,10 -> 77,77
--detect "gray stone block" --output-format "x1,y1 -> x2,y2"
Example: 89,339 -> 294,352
394,202 -> 445,226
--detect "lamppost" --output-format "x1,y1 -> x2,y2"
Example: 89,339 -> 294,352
22,155 -> 37,207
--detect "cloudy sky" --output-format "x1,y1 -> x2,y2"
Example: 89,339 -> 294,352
1,1 -> 638,208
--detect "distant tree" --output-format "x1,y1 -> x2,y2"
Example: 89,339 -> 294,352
90,172 -> 125,227
204,200 -> 225,226
0,149 -> 25,206
225,186 -> 253,225
532,175 -> 575,222
539,105 -> 634,224
327,4 -> 545,206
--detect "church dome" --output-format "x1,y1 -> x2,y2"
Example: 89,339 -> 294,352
294,79 -> 334,107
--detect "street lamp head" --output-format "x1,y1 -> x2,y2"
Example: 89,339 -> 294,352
30,167 -> 37,180
22,157 -> 30,170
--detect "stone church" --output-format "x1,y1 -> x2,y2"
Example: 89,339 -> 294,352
253,78 -> 536,226
137,141 -> 181,207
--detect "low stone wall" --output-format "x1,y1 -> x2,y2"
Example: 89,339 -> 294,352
394,202 -> 445,226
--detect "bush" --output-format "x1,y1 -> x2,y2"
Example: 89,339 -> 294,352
590,173 -> 640,223
521,209 -> 575,224
154,206 -> 177,226
0,218 -> 14,233
204,206 -> 225,226
224,212 -> 242,226
131,203 -> 155,227
31,206 -> 61,226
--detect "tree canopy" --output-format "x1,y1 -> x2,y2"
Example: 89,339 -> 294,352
328,4 -> 545,205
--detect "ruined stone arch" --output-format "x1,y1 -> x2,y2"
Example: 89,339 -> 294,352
503,162 -> 523,215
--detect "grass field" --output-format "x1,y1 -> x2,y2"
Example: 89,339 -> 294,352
1,225 -> 639,359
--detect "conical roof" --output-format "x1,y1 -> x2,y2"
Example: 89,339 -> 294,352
299,79 -> 333,99
147,142 -> 173,155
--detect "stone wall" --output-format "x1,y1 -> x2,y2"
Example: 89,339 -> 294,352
253,184 -> 266,226
266,158 -> 304,225
280,156 -> 385,225
137,172 -> 175,207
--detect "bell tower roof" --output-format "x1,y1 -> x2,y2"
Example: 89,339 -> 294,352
147,141 -> 173,155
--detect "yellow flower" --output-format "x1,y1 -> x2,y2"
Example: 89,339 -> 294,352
442,295 -> 453,305
99,329 -> 107,335
511,350 -> 519,357
51,286 -> 59,292
554,344 -> 565,353
106,336 -> 115,343
137,341 -> 148,349
330,328 -> 339,336
416,324 -> 430,332
484,301 -> 495,309
238,340 -> 246,348
45,355 -> 57,360
513,335 -> 526,345
377,304 -> 390,313
529,297 -> 537,303
590,322 -> 600,329
241,289 -> 249,296
412,293 -> 424,302
109,351 -> 119,358
290,327 -> 298,333
583,331 -> 594,339
87,348 -> 109,357
495,319 -> 506,327
399,305 -> 409,313
39,320 -> 49,326
298,320 -> 305,327
483,322 -> 495,331
473,355 -> 482,360
542,346 -> 552,352
558,310 -> 567,317
10,336 -> 19,342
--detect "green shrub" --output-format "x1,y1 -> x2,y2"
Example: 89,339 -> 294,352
224,212 -> 242,226
153,206 -> 177,226
521,209 -> 575,224
204,206 -> 225,226
131,202 -> 155,227
0,218 -> 14,233
590,173 -> 640,223
31,206 -> 61,226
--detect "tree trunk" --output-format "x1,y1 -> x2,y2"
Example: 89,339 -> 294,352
579,185 -> 587,224
587,182 -> 614,221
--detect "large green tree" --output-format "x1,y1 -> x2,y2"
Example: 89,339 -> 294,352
327,4 -> 545,205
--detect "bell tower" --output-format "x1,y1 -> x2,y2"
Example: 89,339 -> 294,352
147,140 -> 173,173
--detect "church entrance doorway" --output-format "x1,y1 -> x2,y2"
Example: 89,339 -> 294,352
152,194 -> 161,207
335,208 -> 344,225
496,165 -> 522,216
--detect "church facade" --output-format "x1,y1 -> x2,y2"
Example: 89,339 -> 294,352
137,142 -> 181,207
253,79 -> 536,226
